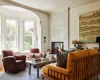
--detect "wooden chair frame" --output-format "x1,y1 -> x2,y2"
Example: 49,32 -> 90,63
42,54 -> 100,80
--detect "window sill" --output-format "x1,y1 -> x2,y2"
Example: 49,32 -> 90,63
14,50 -> 30,55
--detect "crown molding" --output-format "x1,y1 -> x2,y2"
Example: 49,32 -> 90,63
2,0 -> 50,15
70,0 -> 99,9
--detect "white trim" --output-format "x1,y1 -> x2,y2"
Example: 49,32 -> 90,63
23,20 -> 35,50
19,20 -> 24,51
5,18 -> 18,51
1,15 -> 6,50
0,16 -> 1,52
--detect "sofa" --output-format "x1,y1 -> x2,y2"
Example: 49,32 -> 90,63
42,49 -> 100,80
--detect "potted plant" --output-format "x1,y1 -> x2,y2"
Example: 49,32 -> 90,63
72,40 -> 79,49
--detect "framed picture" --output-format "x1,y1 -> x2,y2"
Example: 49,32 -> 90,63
79,10 -> 100,42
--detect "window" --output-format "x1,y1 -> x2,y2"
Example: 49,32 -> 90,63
24,21 -> 34,50
6,19 -> 17,50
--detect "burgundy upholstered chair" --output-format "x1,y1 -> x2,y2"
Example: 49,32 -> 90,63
29,48 -> 43,59
2,50 -> 26,73
30,48 -> 40,53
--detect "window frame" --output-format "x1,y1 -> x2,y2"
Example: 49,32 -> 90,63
23,20 -> 34,51
0,16 -> 1,51
0,16 -> 37,53
5,17 -> 19,51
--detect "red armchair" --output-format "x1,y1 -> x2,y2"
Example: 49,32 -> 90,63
30,48 -> 40,53
2,50 -> 26,73
28,48 -> 43,59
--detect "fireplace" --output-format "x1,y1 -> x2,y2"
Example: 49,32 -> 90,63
51,42 -> 64,53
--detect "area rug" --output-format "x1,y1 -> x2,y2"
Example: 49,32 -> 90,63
0,68 -> 98,80
0,68 -> 42,80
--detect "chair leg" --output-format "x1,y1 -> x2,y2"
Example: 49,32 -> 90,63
5,70 -> 7,72
42,76 -> 44,80
96,76 -> 99,80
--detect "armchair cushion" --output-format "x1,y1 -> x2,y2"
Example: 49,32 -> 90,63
67,50 -> 89,70
28,53 -> 43,60
15,55 -> 26,61
33,53 -> 42,58
3,56 -> 16,63
42,63 -> 71,80
16,60 -> 24,64
30,48 -> 39,53
2,50 -> 13,57
42,63 -> 56,75
42,63 -> 71,75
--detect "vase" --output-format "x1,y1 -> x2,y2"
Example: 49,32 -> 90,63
74,44 -> 77,50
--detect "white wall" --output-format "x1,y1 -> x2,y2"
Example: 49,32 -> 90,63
0,54 -> 3,69
50,9 -> 68,50
70,1 -> 100,49
35,12 -> 49,52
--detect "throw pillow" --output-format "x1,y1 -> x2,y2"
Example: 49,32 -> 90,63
56,52 -> 68,68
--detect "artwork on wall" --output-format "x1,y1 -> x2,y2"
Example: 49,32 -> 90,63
79,10 -> 100,42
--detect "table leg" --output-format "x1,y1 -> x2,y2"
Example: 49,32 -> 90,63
37,66 -> 39,78
96,76 -> 99,80
42,76 -> 44,80
29,64 -> 32,74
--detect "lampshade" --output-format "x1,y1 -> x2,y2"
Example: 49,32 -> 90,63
96,37 -> 100,42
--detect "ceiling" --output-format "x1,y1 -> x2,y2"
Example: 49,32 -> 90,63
0,1 -> 8,5
11,0 -> 98,12
1,5 -> 30,12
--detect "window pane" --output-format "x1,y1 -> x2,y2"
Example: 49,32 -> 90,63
6,19 -> 17,50
24,21 -> 34,50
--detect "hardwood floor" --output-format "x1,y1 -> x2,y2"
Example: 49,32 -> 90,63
0,69 -> 4,72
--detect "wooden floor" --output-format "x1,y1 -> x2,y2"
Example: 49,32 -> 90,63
0,69 -> 4,72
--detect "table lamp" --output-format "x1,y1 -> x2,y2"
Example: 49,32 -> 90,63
96,37 -> 100,50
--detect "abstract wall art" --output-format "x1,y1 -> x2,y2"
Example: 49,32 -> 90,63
79,10 -> 100,42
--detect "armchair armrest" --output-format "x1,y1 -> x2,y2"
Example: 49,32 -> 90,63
2,56 -> 16,63
42,64 -> 72,80
47,65 -> 71,75
15,55 -> 26,61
